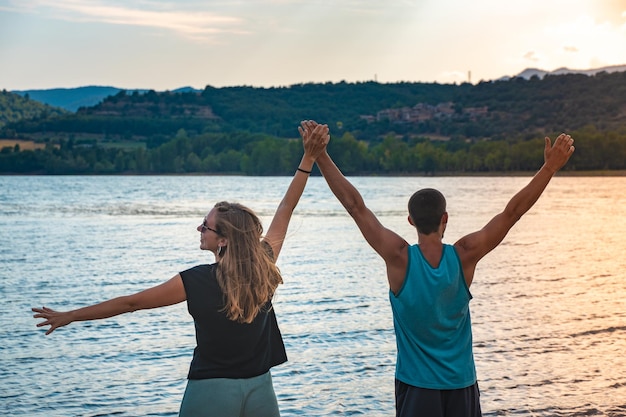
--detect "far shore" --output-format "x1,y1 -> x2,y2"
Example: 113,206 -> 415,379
420,170 -> 626,177
2,170 -> 626,177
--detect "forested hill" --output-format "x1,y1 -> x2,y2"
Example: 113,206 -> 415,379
1,71 -> 625,174
0,90 -> 67,128
7,71 -> 626,140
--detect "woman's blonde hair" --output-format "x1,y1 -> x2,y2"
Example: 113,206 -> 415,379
212,201 -> 283,323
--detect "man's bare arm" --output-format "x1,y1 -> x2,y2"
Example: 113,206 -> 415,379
315,150 -> 408,293
455,133 -> 575,286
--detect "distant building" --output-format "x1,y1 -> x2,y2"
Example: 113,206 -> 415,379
365,101 -> 476,124
462,106 -> 489,120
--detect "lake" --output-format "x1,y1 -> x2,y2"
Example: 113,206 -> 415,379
1,175 -> 625,416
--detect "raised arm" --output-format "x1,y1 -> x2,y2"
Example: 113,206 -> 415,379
310,122 -> 408,293
455,133 -> 575,286
262,123 -> 329,260
32,274 -> 186,335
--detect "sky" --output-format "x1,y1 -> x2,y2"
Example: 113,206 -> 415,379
1,0 -> 626,91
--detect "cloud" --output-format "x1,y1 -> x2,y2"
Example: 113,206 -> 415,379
524,51 -> 540,62
4,0 -> 246,41
438,70 -> 469,84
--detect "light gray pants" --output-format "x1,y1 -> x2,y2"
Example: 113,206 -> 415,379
179,371 -> 280,417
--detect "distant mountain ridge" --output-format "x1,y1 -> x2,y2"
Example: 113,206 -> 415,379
11,86 -> 200,112
500,64 -> 626,81
10,64 -> 626,111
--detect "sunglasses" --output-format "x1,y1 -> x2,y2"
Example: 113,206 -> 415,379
200,221 -> 220,235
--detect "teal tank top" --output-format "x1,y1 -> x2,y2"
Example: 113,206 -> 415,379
389,244 -> 476,389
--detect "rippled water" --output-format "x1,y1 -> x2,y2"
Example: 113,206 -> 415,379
1,175 -> 625,416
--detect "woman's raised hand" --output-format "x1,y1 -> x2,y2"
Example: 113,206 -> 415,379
299,120 -> 330,160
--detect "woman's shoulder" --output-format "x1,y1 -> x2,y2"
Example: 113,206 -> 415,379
180,263 -> 216,280
261,240 -> 275,261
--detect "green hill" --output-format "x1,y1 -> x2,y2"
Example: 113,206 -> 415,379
8,72 -> 626,141
0,90 -> 67,129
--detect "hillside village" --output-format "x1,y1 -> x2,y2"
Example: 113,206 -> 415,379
362,102 -> 489,124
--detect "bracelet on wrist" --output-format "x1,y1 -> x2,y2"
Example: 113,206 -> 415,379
297,167 -> 312,174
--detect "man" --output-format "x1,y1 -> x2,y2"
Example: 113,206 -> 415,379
299,121 -> 575,417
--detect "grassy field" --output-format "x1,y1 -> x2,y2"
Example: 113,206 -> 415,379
0,139 -> 50,151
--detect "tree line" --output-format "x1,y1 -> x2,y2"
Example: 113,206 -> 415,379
2,124 -> 624,175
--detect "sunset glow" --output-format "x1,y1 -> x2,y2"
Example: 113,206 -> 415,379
1,0 -> 625,90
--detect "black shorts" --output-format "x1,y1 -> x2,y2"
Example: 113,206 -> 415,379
395,379 -> 482,417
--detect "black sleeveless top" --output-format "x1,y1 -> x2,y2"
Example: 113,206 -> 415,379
180,263 -> 287,379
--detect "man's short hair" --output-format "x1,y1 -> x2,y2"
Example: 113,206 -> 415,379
408,188 -> 446,235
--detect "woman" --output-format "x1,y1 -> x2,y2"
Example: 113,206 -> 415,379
32,122 -> 330,417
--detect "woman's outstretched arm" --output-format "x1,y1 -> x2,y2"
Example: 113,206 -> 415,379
33,274 -> 186,335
